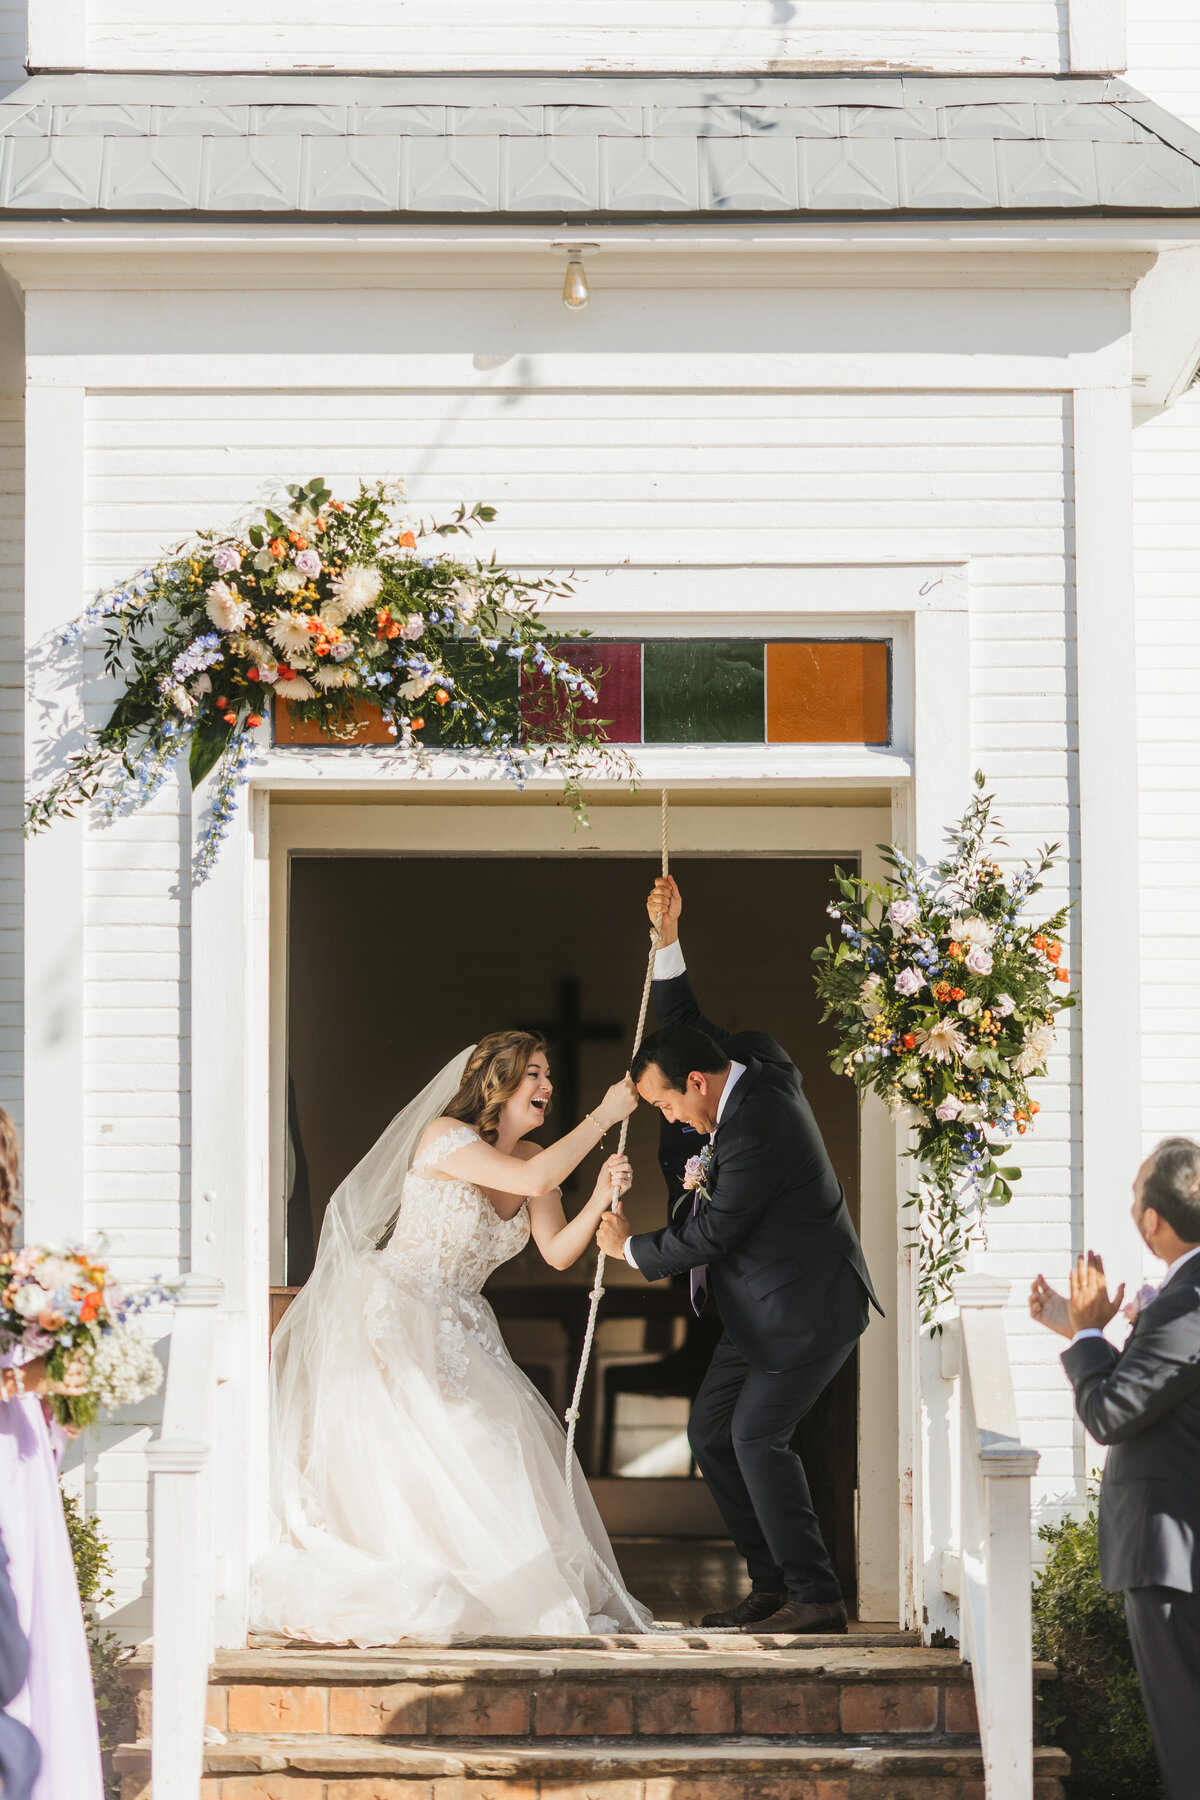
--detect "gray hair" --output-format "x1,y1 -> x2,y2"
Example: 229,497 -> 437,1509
1143,1138 -> 1200,1243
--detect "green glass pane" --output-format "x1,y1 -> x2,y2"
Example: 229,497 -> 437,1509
418,643 -> 519,748
643,641 -> 765,743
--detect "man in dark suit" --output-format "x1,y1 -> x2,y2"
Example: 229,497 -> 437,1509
597,875 -> 882,1634
1030,1137 -> 1200,1800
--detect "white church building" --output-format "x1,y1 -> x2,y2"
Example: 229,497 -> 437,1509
5,0 -> 1200,1788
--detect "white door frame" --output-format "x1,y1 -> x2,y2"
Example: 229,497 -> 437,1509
190,561 -> 969,1643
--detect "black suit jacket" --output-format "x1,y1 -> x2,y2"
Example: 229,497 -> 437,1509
1061,1254 -> 1200,1593
629,970 -> 882,1372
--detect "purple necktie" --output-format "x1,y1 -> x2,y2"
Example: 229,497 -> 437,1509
689,1193 -> 708,1316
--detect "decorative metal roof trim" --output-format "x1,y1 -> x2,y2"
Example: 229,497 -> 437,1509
0,74 -> 1197,217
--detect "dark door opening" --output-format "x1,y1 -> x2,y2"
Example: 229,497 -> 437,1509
284,852 -> 860,1603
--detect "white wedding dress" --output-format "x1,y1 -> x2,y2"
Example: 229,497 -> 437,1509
252,1100 -> 650,1646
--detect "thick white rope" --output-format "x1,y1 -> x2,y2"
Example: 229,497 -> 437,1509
561,789 -> 668,1626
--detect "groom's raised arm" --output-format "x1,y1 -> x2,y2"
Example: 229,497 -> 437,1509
652,946 -> 737,1049
627,1132 -> 775,1279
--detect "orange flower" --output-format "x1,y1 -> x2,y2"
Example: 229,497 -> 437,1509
435,689 -> 450,706
80,1291 -> 100,1323
1033,933 -> 1048,951
331,500 -> 345,512
1056,968 -> 1070,983
269,538 -> 285,559
412,716 -> 425,730
247,713 -> 263,729
1047,942 -> 1063,964
902,1033 -> 917,1050
950,987 -> 965,1002
1014,1109 -> 1027,1122
37,1309 -> 65,1332
223,711 -> 236,725
1017,1124 -> 1028,1135
399,531 -> 416,549
948,943 -> 964,960
934,982 -> 952,1002
315,517 -> 327,532
1030,1102 -> 1041,1115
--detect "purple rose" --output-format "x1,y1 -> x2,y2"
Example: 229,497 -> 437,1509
294,549 -> 322,577
212,543 -> 241,574
965,946 -> 994,976
889,898 -> 919,929
894,967 -> 924,997
935,1096 -> 964,1122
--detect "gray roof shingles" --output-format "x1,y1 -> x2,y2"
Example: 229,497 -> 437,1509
1,73 -> 1199,217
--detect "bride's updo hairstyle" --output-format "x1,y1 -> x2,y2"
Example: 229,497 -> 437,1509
443,1031 -> 548,1144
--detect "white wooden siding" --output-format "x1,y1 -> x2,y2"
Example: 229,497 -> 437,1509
1128,0 -> 1200,129
79,378 -> 1077,1622
1134,389 -> 1200,1152
0,2 -> 24,84
78,0 -> 1068,75
0,401 -> 22,1133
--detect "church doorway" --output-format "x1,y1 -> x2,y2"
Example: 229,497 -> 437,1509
280,846 -> 863,1607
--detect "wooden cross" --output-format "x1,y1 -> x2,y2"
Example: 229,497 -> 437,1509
521,975 -> 624,1161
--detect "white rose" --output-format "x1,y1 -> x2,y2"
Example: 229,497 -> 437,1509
957,997 -> 982,1018
13,1284 -> 48,1318
275,567 -> 305,595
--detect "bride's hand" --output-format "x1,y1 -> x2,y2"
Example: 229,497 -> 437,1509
596,1075 -> 638,1129
591,1154 -> 632,1209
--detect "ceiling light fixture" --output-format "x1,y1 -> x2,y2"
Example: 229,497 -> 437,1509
552,242 -> 598,310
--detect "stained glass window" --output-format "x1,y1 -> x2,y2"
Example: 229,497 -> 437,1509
276,638 -> 892,749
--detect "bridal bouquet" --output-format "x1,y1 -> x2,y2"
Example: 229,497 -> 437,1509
813,773 -> 1074,1322
26,477 -> 626,876
0,1244 -> 175,1428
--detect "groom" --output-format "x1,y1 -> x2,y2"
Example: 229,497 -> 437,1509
597,876 -> 882,1634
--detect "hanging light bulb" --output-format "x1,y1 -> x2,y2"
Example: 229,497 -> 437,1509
553,242 -> 598,311
562,256 -> 589,309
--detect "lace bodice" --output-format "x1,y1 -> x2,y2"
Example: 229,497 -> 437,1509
382,1125 -> 530,1296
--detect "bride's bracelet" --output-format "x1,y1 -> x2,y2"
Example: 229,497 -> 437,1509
585,1110 -> 607,1140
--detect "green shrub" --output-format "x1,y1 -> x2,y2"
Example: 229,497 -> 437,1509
61,1487 -> 135,1798
1032,1505 -> 1161,1800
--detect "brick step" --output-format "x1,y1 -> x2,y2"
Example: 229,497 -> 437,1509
114,1730 -> 1072,1799
126,1643 -> 1021,1742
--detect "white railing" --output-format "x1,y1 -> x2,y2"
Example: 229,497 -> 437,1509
941,1275 -> 1040,1800
143,1273 -> 224,1800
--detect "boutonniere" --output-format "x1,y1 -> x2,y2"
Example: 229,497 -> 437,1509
1123,1281 -> 1158,1323
683,1144 -> 715,1206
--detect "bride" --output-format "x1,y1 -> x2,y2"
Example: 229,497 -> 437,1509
251,1031 -> 652,1644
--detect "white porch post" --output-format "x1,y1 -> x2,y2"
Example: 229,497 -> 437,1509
22,379 -> 86,1238
1073,385 -> 1142,1276
190,778 -> 271,1645
893,571 -> 972,1637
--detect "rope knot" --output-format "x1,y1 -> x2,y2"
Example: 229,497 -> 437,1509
564,1407 -> 580,1422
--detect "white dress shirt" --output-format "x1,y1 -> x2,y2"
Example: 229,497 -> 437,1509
622,938 -> 744,1269
1069,1241 -> 1200,1347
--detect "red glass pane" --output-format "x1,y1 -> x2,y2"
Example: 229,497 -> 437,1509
520,642 -> 642,744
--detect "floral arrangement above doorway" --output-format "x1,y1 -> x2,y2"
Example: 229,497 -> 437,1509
25,477 -> 622,876
813,774 -> 1074,1323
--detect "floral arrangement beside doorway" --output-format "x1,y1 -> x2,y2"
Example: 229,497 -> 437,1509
25,478 -> 624,876
813,773 -> 1074,1322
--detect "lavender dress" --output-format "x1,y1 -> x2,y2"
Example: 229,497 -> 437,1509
0,1391 -> 103,1800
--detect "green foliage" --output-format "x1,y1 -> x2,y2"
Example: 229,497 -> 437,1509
61,1488 -> 135,1796
1032,1505 -> 1161,1800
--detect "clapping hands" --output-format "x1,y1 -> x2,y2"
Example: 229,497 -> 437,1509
1030,1252 -> 1126,1339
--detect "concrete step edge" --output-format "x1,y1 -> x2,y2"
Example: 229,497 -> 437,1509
114,1733 -> 1073,1780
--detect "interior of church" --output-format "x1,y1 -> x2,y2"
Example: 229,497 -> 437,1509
284,851 -> 861,1615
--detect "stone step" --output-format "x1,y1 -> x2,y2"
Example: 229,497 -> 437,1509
114,1730 -> 1072,1799
126,1642 -> 1023,1743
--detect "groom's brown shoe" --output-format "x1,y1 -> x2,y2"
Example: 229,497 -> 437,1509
743,1597 -> 848,1635
699,1590 -> 785,1629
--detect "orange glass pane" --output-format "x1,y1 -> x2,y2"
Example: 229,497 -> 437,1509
766,641 -> 890,744
273,695 -> 393,746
